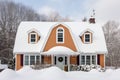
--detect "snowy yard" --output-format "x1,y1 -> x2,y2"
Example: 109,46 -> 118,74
0,66 -> 120,80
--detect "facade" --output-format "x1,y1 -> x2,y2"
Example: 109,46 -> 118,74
13,22 -> 107,71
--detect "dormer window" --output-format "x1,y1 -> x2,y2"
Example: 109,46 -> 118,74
28,29 -> 40,44
30,33 -> 37,43
84,33 -> 91,43
56,28 -> 64,43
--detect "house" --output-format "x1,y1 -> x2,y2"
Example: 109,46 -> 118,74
13,20 -> 108,71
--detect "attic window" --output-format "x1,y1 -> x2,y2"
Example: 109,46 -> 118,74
30,33 -> 37,43
56,28 -> 64,43
84,33 -> 91,43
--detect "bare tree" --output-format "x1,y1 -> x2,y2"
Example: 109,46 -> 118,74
0,1 -> 46,64
103,21 -> 120,68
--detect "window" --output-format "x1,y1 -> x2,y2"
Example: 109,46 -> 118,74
36,56 -> 40,64
57,28 -> 64,43
30,33 -> 37,43
24,55 -> 40,65
30,56 -> 35,65
81,55 -> 85,65
86,55 -> 90,65
25,55 -> 29,65
84,33 -> 91,43
92,55 -> 96,65
80,55 -> 97,65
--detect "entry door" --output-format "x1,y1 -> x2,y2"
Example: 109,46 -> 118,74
54,55 -> 67,70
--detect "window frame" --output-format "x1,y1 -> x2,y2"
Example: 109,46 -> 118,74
84,33 -> 91,44
80,54 -> 97,65
24,54 -> 40,66
56,27 -> 64,43
29,33 -> 37,44
81,55 -> 85,65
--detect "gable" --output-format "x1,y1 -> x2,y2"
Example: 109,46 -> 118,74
43,24 -> 77,52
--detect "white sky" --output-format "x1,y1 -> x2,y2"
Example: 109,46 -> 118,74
14,0 -> 120,23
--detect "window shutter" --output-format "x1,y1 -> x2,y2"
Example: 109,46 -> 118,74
54,56 -> 56,65
20,54 -> 23,66
77,55 -> 79,65
65,56 -> 67,65
97,54 -> 100,65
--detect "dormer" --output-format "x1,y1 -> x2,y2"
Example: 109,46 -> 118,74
80,29 -> 93,44
27,28 -> 40,44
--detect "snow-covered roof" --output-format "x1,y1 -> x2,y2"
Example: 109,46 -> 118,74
13,22 -> 107,54
41,46 -> 79,55
48,46 -> 74,52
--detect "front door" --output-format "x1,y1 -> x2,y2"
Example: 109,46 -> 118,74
54,55 -> 67,70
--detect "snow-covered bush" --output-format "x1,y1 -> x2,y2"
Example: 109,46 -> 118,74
70,65 -> 78,71
70,64 -> 105,72
96,65 -> 106,72
31,63 -> 54,70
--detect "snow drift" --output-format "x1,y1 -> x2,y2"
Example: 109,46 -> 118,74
0,66 -> 120,80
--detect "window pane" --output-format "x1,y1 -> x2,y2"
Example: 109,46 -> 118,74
31,39 -> 36,42
58,33 -> 63,37
30,56 -> 35,65
86,55 -> 90,65
31,34 -> 35,38
36,56 -> 40,64
58,29 -> 63,32
92,55 -> 96,65
85,34 -> 90,38
81,55 -> 85,65
58,38 -> 63,42
25,55 -> 29,65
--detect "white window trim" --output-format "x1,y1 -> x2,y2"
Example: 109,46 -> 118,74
56,27 -> 64,43
23,54 -> 40,66
80,54 -> 97,65
29,33 -> 37,44
84,33 -> 91,44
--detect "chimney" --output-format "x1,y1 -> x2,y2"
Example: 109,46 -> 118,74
89,17 -> 95,23
89,9 -> 96,24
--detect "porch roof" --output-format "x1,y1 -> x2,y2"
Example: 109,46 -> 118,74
41,46 -> 79,55
41,52 -> 79,55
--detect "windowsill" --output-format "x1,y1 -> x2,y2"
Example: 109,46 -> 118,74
84,42 -> 91,44
56,42 -> 64,44
30,42 -> 37,44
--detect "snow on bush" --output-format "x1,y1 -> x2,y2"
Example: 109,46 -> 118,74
70,64 -> 105,72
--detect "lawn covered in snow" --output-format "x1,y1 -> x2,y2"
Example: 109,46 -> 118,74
0,66 -> 120,80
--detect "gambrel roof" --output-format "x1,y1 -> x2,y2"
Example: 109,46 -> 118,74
13,22 -> 107,54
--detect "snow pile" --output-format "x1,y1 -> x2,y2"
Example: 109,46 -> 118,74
39,67 -> 67,80
0,66 -> 120,80
0,64 -> 8,69
0,69 -> 18,80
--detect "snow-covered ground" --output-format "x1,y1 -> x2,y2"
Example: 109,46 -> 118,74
0,66 -> 120,80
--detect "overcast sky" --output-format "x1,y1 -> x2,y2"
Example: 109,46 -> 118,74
14,0 -> 120,23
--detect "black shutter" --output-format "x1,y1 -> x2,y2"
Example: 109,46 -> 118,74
20,54 -> 23,66
77,55 -> 79,65
41,55 -> 44,64
65,56 -> 67,65
97,54 -> 100,65
54,56 -> 56,65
